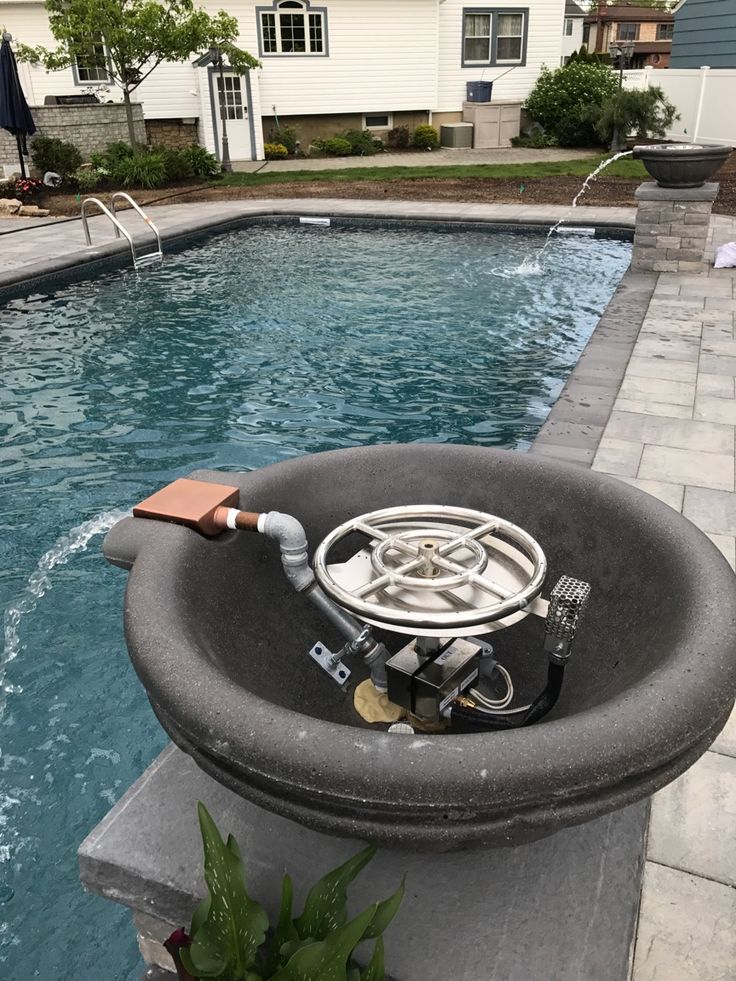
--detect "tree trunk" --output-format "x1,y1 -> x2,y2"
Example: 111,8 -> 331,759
122,88 -> 139,150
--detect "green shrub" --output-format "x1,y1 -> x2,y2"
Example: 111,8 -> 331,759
160,147 -> 194,182
524,61 -> 618,147
511,131 -> 559,148
104,141 -> 135,169
30,136 -> 82,177
270,125 -> 298,155
114,151 -> 168,189
322,136 -> 353,156
178,144 -> 219,178
412,124 -> 440,150
174,802 -> 404,981
341,129 -> 377,156
73,167 -> 107,193
88,151 -> 107,169
595,86 -> 679,148
264,142 -> 289,159
387,126 -> 410,150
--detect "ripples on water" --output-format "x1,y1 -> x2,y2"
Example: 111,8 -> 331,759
0,224 -> 630,978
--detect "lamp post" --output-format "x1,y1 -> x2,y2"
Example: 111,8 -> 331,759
608,40 -> 636,152
209,45 -> 232,173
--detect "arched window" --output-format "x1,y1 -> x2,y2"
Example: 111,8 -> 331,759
258,0 -> 328,56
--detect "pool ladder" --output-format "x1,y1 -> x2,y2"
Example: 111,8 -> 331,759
81,193 -> 163,269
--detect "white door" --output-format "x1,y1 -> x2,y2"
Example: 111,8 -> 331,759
215,73 -> 251,161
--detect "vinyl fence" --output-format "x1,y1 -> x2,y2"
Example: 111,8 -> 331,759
623,67 -> 736,145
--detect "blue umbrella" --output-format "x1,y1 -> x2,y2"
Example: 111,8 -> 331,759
0,32 -> 36,178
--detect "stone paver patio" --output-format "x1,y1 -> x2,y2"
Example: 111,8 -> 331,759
0,198 -> 734,979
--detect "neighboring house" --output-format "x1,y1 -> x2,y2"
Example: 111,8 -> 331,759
584,1 -> 674,68
5,0 -> 568,162
671,0 -> 736,68
561,0 -> 586,64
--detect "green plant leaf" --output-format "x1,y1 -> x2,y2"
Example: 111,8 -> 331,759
189,802 -> 269,978
360,877 -> 405,940
347,965 -> 361,981
190,895 -> 211,938
179,940 -> 226,979
262,875 -> 300,975
360,938 -> 385,981
294,846 -> 376,941
272,904 -> 378,981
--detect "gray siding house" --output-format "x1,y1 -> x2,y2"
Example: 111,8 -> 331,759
671,0 -> 736,68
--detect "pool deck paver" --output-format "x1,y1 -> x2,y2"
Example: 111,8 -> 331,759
586,214 -> 736,981
0,199 -> 734,979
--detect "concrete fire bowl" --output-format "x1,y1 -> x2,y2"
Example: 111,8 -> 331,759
103,445 -> 736,850
632,142 -> 731,188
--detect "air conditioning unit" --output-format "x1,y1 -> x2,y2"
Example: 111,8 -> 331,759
440,122 -> 474,149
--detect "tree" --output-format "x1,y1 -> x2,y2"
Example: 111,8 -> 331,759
15,0 -> 259,148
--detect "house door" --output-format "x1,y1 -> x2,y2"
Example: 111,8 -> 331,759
214,73 -> 251,161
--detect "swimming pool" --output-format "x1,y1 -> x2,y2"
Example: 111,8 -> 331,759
0,222 -> 630,979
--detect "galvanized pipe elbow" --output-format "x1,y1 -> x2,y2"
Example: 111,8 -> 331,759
258,511 -> 314,592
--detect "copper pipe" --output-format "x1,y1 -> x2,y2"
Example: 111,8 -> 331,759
212,507 -> 261,532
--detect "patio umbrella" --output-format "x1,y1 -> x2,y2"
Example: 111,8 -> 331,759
0,32 -> 36,178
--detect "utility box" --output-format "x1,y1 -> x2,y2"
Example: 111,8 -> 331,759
440,122 -> 474,149
462,101 -> 522,149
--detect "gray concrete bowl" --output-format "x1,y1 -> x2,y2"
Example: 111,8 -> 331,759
103,445 -> 736,850
632,142 -> 731,188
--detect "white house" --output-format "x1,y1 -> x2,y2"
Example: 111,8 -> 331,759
561,0 -> 586,64
5,0 -> 568,162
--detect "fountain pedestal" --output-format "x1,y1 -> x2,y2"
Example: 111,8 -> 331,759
631,181 -> 718,273
79,743 -> 648,981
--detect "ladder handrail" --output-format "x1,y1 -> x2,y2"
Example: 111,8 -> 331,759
81,197 -> 137,261
109,192 -> 162,257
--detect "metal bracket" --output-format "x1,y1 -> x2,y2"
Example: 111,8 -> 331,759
307,641 -> 352,686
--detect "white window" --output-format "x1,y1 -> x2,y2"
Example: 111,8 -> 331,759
496,13 -> 525,62
217,76 -> 245,121
564,17 -> 574,36
259,1 -> 327,56
74,37 -> 109,83
462,9 -> 528,67
463,13 -> 492,64
363,113 -> 392,130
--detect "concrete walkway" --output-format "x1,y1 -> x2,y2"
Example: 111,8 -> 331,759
231,146 -> 598,172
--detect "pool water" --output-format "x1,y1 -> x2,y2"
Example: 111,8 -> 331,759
0,223 -> 630,979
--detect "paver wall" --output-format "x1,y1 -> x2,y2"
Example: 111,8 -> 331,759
0,104 -> 145,171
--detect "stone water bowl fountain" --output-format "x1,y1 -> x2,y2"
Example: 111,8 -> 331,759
103,445 -> 736,851
633,142 -> 731,188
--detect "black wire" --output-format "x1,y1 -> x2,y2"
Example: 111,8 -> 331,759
449,661 -> 565,731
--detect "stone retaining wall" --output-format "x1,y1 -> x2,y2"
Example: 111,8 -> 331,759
145,119 -> 199,149
0,104 -> 146,171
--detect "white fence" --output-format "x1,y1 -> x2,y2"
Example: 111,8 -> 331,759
623,67 -> 736,146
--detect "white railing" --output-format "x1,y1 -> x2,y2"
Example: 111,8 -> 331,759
623,67 -> 736,145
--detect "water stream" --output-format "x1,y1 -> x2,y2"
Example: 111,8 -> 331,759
496,150 -> 634,277
1,510 -> 131,721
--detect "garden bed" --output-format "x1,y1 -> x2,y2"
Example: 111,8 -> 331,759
37,150 -> 736,218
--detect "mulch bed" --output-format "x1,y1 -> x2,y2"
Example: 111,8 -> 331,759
32,152 -> 736,218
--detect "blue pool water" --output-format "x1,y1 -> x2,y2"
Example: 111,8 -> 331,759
0,224 -> 630,979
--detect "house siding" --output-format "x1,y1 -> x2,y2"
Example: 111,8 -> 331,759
437,0 -> 566,112
671,0 -> 736,69
204,0 -> 439,117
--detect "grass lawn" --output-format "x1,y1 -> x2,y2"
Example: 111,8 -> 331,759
220,155 -> 648,188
